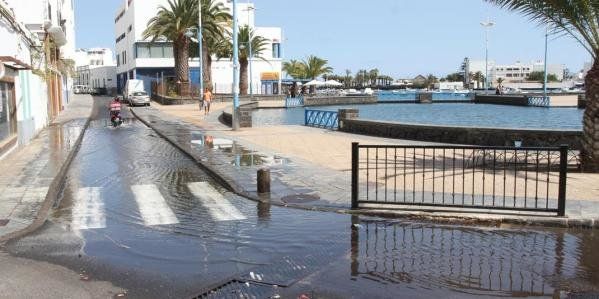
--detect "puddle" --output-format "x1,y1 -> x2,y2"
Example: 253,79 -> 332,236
190,131 -> 289,167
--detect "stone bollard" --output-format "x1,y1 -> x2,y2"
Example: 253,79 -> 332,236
416,92 -> 433,104
257,168 -> 271,194
338,109 -> 359,130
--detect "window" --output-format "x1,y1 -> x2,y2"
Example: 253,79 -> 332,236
116,54 -> 120,66
150,45 -> 163,58
272,43 -> 280,58
135,43 -> 174,58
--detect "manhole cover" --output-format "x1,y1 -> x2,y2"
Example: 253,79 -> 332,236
281,194 -> 320,204
0,219 -> 8,226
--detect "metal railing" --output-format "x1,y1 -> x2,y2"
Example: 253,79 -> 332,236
305,109 -> 339,130
527,96 -> 551,107
351,143 -> 568,216
285,96 -> 304,107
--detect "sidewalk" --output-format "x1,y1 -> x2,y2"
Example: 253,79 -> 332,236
0,95 -> 94,242
136,102 -> 599,228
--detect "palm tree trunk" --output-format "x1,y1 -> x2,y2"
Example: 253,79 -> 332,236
582,59 -> 599,172
202,43 -> 211,90
239,58 -> 248,96
175,36 -> 190,96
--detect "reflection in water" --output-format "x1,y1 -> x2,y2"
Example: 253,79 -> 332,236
350,218 -> 599,297
190,131 -> 288,167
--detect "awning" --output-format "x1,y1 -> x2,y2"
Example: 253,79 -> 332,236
0,56 -> 32,70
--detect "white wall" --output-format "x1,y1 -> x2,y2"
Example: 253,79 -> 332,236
89,66 -> 117,89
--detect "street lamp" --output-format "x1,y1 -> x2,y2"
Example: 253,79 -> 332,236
480,19 -> 495,94
244,2 -> 255,96
231,0 -> 240,130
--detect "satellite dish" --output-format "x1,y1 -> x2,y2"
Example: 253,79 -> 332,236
0,63 -> 5,78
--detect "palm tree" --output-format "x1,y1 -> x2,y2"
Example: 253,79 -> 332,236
369,69 -> 379,86
144,0 -> 198,94
473,71 -> 485,89
217,26 -> 268,95
236,26 -> 268,95
485,0 -> 599,171
345,69 -> 352,88
283,59 -> 306,79
301,55 -> 333,93
199,0 -> 231,90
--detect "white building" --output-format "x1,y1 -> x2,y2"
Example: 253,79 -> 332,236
467,58 -> 565,84
5,0 -> 76,118
75,48 -> 117,94
114,0 -> 283,95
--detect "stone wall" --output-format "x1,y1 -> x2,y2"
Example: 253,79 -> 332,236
214,94 -> 285,103
417,92 -> 433,104
304,95 -> 377,106
340,118 -> 583,149
474,95 -> 529,106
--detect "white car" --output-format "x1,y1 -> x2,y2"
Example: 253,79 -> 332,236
128,91 -> 150,106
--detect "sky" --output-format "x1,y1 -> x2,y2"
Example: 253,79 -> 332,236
75,0 -> 590,78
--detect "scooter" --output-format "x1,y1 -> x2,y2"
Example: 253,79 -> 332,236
110,111 -> 123,127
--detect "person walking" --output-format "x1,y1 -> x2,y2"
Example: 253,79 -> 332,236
202,87 -> 213,116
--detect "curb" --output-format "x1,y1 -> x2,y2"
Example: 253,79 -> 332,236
0,112 -> 93,243
131,108 -> 599,230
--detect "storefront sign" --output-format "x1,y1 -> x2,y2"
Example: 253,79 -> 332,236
260,72 -> 280,81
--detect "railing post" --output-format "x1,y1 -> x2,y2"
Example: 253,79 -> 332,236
352,142 -> 359,209
304,109 -> 309,126
557,145 -> 568,217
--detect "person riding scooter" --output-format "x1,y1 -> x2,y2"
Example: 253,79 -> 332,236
109,97 -> 123,126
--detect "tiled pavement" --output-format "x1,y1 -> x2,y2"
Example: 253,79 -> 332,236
0,95 -> 93,241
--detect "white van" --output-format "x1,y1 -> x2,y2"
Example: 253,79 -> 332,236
124,79 -> 150,106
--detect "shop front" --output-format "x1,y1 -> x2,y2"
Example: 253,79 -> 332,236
0,65 -> 18,155
260,72 -> 280,95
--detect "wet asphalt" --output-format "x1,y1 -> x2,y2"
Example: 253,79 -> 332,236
4,97 -> 599,298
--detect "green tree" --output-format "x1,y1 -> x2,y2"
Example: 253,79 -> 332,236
526,71 -> 559,82
473,71 -> 485,89
345,69 -> 353,88
445,72 -> 464,82
301,55 -> 333,93
283,60 -> 306,79
485,0 -> 599,170
143,0 -> 198,94
219,25 -> 268,95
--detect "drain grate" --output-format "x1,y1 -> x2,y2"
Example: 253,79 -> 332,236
0,219 -> 9,226
191,279 -> 275,299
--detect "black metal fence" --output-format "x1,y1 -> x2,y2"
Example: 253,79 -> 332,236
351,143 -> 569,216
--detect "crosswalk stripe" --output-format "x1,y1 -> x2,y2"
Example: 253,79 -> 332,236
187,182 -> 247,222
131,184 -> 179,226
73,187 -> 106,230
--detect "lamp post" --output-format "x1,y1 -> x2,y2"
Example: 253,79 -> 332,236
198,0 -> 204,106
543,26 -> 549,101
244,1 -> 254,96
232,0 -> 240,130
480,19 -> 495,94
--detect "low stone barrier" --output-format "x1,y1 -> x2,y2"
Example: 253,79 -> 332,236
303,95 -> 377,106
220,102 -> 258,128
152,94 -> 198,105
339,118 -> 582,149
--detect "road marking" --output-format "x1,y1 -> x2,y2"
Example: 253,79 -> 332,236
73,187 -> 106,230
131,184 -> 179,226
187,182 -> 246,221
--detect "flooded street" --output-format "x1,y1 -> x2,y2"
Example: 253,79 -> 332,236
4,98 -> 599,298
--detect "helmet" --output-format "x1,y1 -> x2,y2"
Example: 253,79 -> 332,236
114,97 -> 120,102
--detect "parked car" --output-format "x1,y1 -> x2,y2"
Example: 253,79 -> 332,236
74,85 -> 86,94
128,91 -> 150,106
